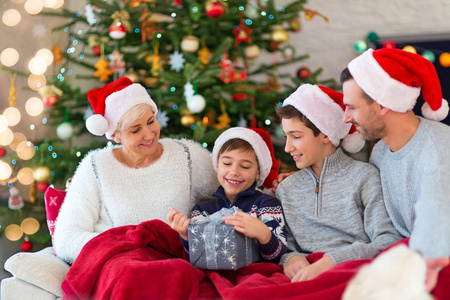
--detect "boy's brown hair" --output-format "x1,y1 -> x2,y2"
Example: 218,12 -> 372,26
218,138 -> 256,161
275,104 -> 321,136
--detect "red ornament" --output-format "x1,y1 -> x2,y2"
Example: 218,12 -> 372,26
21,239 -> 33,252
109,23 -> 127,39
44,94 -> 59,106
382,40 -> 396,49
206,0 -> 225,18
219,52 -> 234,84
92,45 -> 101,56
233,93 -> 247,101
0,147 -> 6,157
37,182 -> 50,193
232,19 -> 252,46
297,66 -> 311,79
171,0 -> 182,5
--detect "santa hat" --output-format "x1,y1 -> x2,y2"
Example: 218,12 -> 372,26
86,77 -> 158,139
283,84 -> 365,153
348,48 -> 449,121
212,127 -> 280,189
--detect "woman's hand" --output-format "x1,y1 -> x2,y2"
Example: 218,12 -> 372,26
167,208 -> 189,240
291,256 -> 335,282
283,255 -> 310,279
223,211 -> 271,244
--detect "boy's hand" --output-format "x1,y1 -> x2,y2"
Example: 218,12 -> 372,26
291,256 -> 335,282
167,208 -> 189,240
223,211 -> 271,244
271,171 -> 296,193
284,255 -> 310,279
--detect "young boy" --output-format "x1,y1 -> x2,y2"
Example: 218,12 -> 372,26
168,127 -> 287,264
275,84 -> 402,281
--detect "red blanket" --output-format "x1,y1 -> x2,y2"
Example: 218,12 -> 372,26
62,220 -> 450,300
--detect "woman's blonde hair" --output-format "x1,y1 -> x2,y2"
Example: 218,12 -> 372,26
115,103 -> 154,134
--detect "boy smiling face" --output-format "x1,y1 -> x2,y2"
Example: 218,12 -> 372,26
282,117 -> 330,177
217,148 -> 260,203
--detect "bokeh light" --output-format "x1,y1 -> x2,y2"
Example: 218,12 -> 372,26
3,107 -> 21,126
9,132 -> 27,151
36,48 -> 54,66
1,48 -> 19,67
0,115 -> 8,132
422,50 -> 436,63
28,74 -> 46,90
24,0 -> 44,15
439,52 -> 450,67
0,161 -> 12,180
25,97 -> 44,116
21,218 -> 40,234
28,56 -> 47,75
17,167 -> 35,185
0,128 -> 14,146
4,224 -> 23,241
2,9 -> 21,26
16,141 -> 36,160
402,45 -> 417,54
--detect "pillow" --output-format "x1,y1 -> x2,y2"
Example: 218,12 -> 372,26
44,187 -> 66,242
4,246 -> 70,297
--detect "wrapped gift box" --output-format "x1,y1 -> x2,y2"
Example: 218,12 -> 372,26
188,222 -> 261,270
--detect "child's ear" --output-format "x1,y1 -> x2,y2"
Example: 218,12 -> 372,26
255,171 -> 260,181
322,134 -> 331,145
112,133 -> 121,143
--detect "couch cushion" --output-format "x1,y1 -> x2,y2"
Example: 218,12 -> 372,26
4,247 -> 69,297
1,277 -> 58,300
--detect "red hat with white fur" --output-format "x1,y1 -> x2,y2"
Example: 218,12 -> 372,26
348,48 -> 449,121
212,127 -> 280,189
283,84 -> 365,153
86,77 -> 158,139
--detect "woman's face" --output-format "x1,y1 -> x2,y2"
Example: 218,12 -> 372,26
114,108 -> 161,159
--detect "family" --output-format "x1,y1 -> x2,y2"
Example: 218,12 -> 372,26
53,47 -> 450,298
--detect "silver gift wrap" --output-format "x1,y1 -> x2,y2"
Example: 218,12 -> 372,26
188,207 -> 261,270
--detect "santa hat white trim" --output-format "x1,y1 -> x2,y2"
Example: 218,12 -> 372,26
212,127 -> 272,187
283,84 -> 365,153
348,49 -> 421,113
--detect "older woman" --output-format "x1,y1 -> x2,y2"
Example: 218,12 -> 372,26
53,77 -> 218,264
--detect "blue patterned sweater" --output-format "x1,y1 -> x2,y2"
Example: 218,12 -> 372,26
181,184 -> 287,264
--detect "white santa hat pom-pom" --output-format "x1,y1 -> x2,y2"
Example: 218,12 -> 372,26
86,114 -> 109,136
342,132 -> 366,153
421,99 -> 449,121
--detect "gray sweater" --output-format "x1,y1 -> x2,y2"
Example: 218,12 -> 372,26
370,117 -> 450,258
276,148 -> 401,266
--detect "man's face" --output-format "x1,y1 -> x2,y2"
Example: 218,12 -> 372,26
343,79 -> 386,141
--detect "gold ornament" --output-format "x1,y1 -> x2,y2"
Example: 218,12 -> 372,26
181,36 -> 200,53
181,114 -> 196,127
125,69 -> 140,82
303,8 -> 329,22
8,72 -> 17,107
244,45 -> 261,59
34,166 -> 51,182
198,46 -> 212,65
52,44 -> 64,66
93,57 -> 113,82
270,26 -> 289,44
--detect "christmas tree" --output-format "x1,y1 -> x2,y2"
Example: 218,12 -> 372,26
0,0 -> 335,249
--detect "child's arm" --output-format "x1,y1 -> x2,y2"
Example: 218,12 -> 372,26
167,208 -> 190,240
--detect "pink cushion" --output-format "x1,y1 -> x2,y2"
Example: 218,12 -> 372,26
44,187 -> 66,240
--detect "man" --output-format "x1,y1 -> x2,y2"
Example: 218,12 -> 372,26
341,47 -> 450,290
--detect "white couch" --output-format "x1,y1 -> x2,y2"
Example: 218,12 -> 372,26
1,247 -> 70,300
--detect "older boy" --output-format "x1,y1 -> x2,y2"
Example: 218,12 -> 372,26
275,84 -> 401,282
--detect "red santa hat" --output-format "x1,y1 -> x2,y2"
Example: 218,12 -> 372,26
283,84 -> 365,153
86,77 -> 158,139
348,48 -> 449,121
212,127 -> 280,189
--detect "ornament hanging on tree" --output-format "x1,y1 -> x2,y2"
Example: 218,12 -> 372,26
181,35 -> 200,53
270,26 -> 289,44
198,42 -> 212,65
169,49 -> 185,72
37,182 -> 50,193
109,10 -> 131,39
187,94 -> 206,113
124,69 -> 140,82
108,50 -> 126,74
232,60 -> 247,82
8,72 -> 16,107
290,18 -> 301,32
297,66 -> 311,79
206,0 -> 225,18
56,122 -> 74,140
184,81 -> 195,101
171,0 -> 183,6
0,147 -> 6,157
244,44 -> 260,59
37,85 -> 63,107
8,186 -> 24,210
213,98 -> 231,130
181,113 -> 196,127
232,19 -> 252,46
52,44 -> 64,66
93,57 -> 113,82
189,4 -> 201,21
34,166 -> 51,183
21,237 -> 33,252
219,52 -> 233,84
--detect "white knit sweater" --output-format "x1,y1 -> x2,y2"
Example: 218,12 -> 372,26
53,138 -> 219,264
